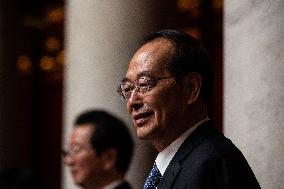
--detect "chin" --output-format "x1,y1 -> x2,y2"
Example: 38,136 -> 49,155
74,179 -> 82,185
136,125 -> 156,140
136,129 -> 146,139
74,177 -> 85,186
76,181 -> 87,188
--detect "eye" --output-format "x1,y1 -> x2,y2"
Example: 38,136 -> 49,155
71,145 -> 83,154
137,76 -> 154,86
121,82 -> 134,92
137,76 -> 155,93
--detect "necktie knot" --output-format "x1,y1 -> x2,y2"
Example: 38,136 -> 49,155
144,162 -> 162,189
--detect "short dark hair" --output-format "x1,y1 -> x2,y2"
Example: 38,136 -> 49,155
142,29 -> 213,104
74,110 -> 134,174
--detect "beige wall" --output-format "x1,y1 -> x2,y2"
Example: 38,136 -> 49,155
224,1 -> 284,188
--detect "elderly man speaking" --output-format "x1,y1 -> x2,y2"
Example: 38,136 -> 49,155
117,30 -> 260,189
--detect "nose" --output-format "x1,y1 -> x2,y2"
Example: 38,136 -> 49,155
63,154 -> 74,166
127,89 -> 143,113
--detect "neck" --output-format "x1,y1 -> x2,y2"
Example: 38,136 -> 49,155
152,109 -> 208,152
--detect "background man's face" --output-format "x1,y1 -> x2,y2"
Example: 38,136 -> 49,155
125,39 -> 188,143
65,124 -> 105,187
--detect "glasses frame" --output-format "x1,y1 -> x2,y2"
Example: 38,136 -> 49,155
117,75 -> 175,100
62,145 -> 87,159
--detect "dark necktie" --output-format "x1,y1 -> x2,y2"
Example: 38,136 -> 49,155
143,162 -> 162,189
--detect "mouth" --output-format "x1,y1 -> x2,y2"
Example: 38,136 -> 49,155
71,169 -> 78,177
132,111 -> 153,127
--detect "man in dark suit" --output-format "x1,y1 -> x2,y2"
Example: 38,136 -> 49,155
64,110 -> 133,189
117,29 -> 260,188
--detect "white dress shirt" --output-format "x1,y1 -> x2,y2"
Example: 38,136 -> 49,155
102,179 -> 124,189
155,118 -> 209,175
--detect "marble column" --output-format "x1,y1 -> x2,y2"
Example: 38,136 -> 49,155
224,1 -> 284,188
63,1 -> 175,189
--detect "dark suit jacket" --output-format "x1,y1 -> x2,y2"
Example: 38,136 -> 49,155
158,121 -> 261,189
114,181 -> 132,189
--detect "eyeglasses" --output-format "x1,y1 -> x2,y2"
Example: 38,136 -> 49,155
117,75 -> 174,100
62,145 -> 86,159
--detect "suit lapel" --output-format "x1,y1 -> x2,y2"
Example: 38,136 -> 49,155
158,161 -> 181,189
158,121 -> 215,188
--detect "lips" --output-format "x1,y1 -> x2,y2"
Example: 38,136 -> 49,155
132,111 -> 153,127
71,169 -> 78,177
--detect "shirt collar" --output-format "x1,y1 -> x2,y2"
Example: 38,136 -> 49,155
102,179 -> 124,189
155,118 -> 209,175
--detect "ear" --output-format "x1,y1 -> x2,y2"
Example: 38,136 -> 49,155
185,72 -> 202,105
102,149 -> 118,171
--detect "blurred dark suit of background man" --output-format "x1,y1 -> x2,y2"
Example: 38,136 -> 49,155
117,29 -> 261,189
64,110 -> 133,189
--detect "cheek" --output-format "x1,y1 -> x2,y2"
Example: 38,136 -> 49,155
151,93 -> 174,111
146,85 -> 181,121
76,156 -> 95,175
155,97 -> 182,123
75,162 -> 89,179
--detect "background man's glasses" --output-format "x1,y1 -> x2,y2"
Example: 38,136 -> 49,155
117,75 -> 174,100
61,146 -> 86,159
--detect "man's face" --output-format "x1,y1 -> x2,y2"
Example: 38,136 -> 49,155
124,39 -> 188,143
65,124 -> 106,187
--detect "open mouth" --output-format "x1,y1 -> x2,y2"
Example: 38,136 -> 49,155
133,111 -> 153,127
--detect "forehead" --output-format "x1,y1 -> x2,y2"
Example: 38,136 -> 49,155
125,38 -> 174,80
70,124 -> 94,146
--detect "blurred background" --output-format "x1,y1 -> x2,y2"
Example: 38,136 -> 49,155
1,0 -> 283,189
1,0 -> 64,188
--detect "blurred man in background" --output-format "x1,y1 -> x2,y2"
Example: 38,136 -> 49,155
64,110 -> 133,189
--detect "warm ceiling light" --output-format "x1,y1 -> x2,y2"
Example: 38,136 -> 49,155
17,54 -> 32,73
47,7 -> 64,24
177,0 -> 200,16
56,51 -> 65,65
45,36 -> 61,52
40,56 -> 55,71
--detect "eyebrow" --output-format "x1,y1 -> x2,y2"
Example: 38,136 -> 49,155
121,71 -> 153,83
